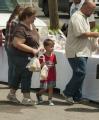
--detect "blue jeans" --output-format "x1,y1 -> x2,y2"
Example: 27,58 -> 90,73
63,57 -> 88,100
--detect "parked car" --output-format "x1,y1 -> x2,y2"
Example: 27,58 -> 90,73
38,0 -> 71,17
0,0 -> 48,46
94,0 -> 99,16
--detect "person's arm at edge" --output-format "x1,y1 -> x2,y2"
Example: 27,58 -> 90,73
79,32 -> 99,38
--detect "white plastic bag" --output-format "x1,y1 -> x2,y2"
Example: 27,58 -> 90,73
90,37 -> 99,52
40,65 -> 48,80
26,57 -> 41,72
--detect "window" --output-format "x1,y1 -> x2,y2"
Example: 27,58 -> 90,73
0,0 -> 18,12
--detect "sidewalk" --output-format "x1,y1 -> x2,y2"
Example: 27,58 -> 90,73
0,84 -> 99,120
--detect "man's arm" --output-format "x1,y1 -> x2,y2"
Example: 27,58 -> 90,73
79,32 -> 99,38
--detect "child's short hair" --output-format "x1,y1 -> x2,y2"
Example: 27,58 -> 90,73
43,39 -> 54,47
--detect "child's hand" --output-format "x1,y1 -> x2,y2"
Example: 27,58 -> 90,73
38,47 -> 45,52
41,62 -> 45,68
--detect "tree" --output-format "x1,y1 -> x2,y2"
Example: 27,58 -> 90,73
48,0 -> 59,30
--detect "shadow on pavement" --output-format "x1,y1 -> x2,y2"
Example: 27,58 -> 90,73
65,107 -> 99,113
0,100 -> 36,114
65,102 -> 99,113
36,100 -> 72,106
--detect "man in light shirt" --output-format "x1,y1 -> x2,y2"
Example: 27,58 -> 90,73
62,1 -> 99,104
70,0 -> 95,29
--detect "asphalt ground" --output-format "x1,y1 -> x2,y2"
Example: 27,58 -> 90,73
0,84 -> 99,120
0,1 -> 99,119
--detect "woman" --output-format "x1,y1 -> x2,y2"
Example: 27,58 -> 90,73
7,7 -> 41,106
5,5 -> 24,86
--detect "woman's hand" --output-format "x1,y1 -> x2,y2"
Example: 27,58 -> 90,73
38,47 -> 45,52
32,49 -> 39,55
32,47 -> 44,55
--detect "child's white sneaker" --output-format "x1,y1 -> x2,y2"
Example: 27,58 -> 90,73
49,100 -> 54,106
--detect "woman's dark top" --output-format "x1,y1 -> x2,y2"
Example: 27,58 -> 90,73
11,22 -> 39,58
10,22 -> 40,68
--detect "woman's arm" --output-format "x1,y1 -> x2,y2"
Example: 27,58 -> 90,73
12,37 -> 40,55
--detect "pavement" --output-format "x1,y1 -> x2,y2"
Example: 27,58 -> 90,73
0,1 -> 99,119
0,84 -> 99,120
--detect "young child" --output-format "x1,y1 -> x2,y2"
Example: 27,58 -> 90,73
36,39 -> 57,106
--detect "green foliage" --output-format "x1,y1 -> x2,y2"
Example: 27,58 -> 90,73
48,28 -> 61,35
91,24 -> 99,32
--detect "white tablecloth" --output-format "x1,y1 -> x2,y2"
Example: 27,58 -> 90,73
82,55 -> 99,102
0,47 -> 8,82
0,47 -> 99,102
